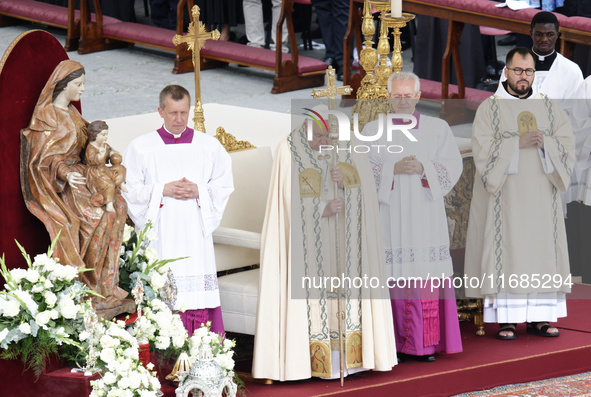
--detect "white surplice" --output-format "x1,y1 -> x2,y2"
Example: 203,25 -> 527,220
363,115 -> 463,280
122,130 -> 233,310
465,93 -> 574,323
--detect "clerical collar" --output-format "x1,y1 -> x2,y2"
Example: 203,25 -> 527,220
392,110 -> 420,129
157,125 -> 194,144
501,81 -> 533,99
532,48 -> 557,71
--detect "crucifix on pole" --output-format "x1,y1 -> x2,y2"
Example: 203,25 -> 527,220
310,66 -> 352,388
172,5 -> 220,133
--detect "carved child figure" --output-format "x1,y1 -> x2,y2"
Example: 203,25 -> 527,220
85,120 -> 128,213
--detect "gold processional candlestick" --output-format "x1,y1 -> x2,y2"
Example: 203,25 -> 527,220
382,12 -> 416,74
172,5 -> 220,133
310,66 -> 352,388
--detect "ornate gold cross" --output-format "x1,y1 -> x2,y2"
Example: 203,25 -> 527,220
311,66 -> 352,133
172,5 -> 220,133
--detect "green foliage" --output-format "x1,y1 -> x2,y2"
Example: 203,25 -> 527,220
0,331 -> 59,379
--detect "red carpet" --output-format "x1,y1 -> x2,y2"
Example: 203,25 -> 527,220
238,283 -> 591,397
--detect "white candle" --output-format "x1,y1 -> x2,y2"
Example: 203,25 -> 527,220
391,0 -> 402,18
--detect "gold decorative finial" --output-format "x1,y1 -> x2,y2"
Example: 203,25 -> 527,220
172,5 -> 220,133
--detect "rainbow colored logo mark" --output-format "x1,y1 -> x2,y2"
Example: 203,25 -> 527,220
303,108 -> 328,132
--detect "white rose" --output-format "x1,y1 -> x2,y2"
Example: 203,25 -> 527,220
100,348 -> 116,364
25,269 -> 40,283
19,323 -> 32,335
58,297 -> 78,319
78,331 -> 90,341
0,296 -> 20,317
149,376 -> 161,390
55,265 -> 78,281
117,376 -> 131,389
154,336 -> 170,350
128,370 -> 142,389
35,310 -> 52,327
100,335 -> 120,349
148,272 -> 165,291
31,283 -> 45,293
10,269 -> 27,284
123,224 -> 133,243
223,338 -> 235,350
44,279 -> 53,289
172,333 -> 186,349
33,254 -> 57,271
44,291 -> 58,308
145,248 -> 159,264
102,372 -> 117,385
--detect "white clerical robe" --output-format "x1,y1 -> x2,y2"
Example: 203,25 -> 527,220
252,127 -> 397,381
122,130 -> 233,310
364,115 -> 463,280
465,93 -> 574,322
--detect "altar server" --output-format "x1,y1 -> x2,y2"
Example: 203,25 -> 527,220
123,85 -> 234,335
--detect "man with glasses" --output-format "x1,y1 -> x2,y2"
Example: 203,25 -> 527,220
363,72 -> 463,362
466,47 -> 575,340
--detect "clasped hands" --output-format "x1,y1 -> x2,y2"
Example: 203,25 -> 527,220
520,130 -> 544,149
163,177 -> 200,200
394,155 -> 424,175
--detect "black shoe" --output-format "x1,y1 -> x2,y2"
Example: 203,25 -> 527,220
498,34 -> 516,46
418,354 -> 436,362
337,72 -> 343,81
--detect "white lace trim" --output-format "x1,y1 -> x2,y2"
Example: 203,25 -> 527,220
433,161 -> 452,192
386,245 -> 450,265
174,274 -> 219,292
372,163 -> 383,190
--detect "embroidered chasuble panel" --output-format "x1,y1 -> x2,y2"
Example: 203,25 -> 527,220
289,125 -> 365,377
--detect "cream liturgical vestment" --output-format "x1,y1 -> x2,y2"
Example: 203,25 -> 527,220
252,125 -> 397,381
122,129 -> 233,310
465,93 -> 575,322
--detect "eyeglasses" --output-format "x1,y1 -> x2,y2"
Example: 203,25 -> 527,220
390,93 -> 417,100
507,67 -> 535,76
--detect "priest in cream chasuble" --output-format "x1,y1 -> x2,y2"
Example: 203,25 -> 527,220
252,121 -> 397,381
465,48 -> 575,337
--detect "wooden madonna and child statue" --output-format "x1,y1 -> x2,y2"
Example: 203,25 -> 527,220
20,59 -> 134,319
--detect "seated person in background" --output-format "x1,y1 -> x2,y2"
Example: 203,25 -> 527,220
85,120 -> 128,213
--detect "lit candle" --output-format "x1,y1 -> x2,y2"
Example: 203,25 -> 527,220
391,0 -> 402,18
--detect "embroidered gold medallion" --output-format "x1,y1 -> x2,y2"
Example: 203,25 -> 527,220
346,331 -> 363,368
517,111 -> 537,137
310,341 -> 332,377
338,162 -> 361,188
299,168 -> 322,198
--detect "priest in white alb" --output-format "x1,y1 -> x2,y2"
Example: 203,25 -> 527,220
252,107 -> 397,381
363,72 -> 463,362
122,85 -> 234,335
465,48 -> 574,340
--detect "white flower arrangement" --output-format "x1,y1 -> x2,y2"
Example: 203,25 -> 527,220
188,322 -> 236,378
87,319 -> 163,397
0,239 -> 98,376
